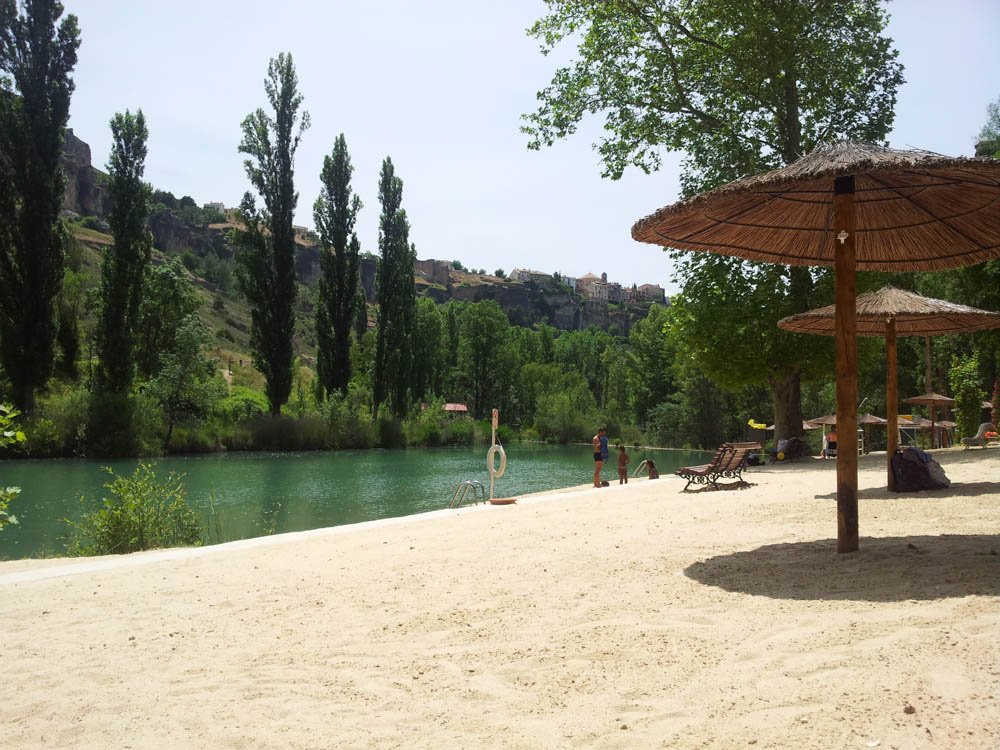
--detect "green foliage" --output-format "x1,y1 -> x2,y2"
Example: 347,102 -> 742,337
66,464 -> 202,556
147,313 -> 225,446
0,403 -> 26,529
0,2 -> 81,412
377,415 -> 407,449
234,53 -> 309,416
949,353 -> 984,439
214,385 -> 270,423
95,109 -> 152,395
85,391 -> 164,458
523,0 -> 903,440
321,386 -> 376,449
373,156 -> 416,419
534,375 -> 598,443
458,300 -> 510,418
314,133 -> 362,398
55,268 -> 83,378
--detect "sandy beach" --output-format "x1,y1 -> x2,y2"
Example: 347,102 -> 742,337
2,448 -> 998,749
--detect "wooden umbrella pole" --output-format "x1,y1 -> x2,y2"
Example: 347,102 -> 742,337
886,317 -> 898,491
834,175 -> 859,553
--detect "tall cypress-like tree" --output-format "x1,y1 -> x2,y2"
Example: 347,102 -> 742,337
314,134 -> 361,398
0,0 -> 80,412
234,53 -> 308,416
372,157 -> 415,420
94,109 -> 152,395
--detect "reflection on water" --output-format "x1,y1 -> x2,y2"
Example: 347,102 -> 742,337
0,444 -> 709,559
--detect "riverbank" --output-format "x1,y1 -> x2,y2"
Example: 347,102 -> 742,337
2,448 -> 998,748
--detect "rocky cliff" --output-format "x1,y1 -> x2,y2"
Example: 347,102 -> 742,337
61,131 -> 654,334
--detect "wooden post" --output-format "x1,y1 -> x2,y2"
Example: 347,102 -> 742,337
834,176 -> 859,553
886,317 -> 898,491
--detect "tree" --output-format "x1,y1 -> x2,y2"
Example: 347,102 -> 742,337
55,267 -> 83,378
94,109 -> 152,395
234,53 -> 308,416
976,96 -> 1000,156
458,300 -> 510,418
135,258 -> 202,380
0,0 -> 80,412
372,157 -> 415,420
524,0 -> 903,439
314,134 -> 362,398
148,314 -> 224,447
411,297 -> 443,402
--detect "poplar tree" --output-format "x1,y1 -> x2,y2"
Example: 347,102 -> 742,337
94,110 -> 152,394
372,157 -> 415,420
0,0 -> 80,412
314,134 -> 361,398
234,53 -> 308,416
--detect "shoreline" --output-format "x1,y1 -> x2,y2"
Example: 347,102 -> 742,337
2,447 -> 997,748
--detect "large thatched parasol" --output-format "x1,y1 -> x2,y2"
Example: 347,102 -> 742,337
632,142 -> 1000,553
778,287 -> 1000,488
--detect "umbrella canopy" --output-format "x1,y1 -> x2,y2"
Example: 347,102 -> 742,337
805,414 -> 838,427
780,288 -> 1000,481
632,141 -> 1000,553
859,413 -> 888,425
778,287 -> 1000,337
632,142 -> 1000,270
904,392 -> 956,408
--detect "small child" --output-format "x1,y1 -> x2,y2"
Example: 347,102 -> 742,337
617,445 -> 629,484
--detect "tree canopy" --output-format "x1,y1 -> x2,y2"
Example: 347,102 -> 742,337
524,0 -> 904,438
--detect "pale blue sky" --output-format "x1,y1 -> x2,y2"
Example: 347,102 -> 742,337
61,1 -> 999,291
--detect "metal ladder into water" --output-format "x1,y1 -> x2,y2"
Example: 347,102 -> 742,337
448,480 -> 486,509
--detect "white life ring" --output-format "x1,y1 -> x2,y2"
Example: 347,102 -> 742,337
487,443 -> 507,480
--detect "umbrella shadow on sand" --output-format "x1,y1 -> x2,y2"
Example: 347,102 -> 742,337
684,535 -> 1000,602
813,480 -> 1000,501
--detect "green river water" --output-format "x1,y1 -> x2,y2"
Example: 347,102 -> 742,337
0,444 -> 709,560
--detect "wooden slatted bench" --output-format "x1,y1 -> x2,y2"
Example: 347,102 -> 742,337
675,444 -> 734,491
675,442 -> 762,491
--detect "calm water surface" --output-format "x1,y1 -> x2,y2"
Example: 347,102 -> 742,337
0,444 -> 709,559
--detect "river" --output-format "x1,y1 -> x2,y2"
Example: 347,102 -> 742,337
0,444 -> 709,559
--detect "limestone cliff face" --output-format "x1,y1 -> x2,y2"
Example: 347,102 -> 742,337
60,128 -> 109,218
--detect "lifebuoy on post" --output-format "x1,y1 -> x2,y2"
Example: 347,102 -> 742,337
487,443 -> 506,480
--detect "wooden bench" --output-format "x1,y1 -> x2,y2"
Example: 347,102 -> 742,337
676,442 -> 761,491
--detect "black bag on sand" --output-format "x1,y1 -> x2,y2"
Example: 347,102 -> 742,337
891,447 -> 950,492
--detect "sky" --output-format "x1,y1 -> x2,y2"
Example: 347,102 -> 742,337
59,0 -> 1000,292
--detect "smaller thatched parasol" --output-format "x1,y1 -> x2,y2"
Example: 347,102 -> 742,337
779,287 -> 1000,487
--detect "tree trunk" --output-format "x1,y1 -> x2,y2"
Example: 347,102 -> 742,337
769,368 -> 804,441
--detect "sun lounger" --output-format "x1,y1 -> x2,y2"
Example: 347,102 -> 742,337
961,422 -> 994,450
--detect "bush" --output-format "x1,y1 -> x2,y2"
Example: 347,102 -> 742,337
235,414 -> 330,451
66,464 -> 202,556
214,386 -> 269,423
377,416 -> 406,449
85,392 -> 164,457
36,383 -> 90,456
442,418 -> 475,446
323,391 -> 376,449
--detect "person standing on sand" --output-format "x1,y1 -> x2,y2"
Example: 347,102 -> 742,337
617,445 -> 629,484
592,428 -> 606,487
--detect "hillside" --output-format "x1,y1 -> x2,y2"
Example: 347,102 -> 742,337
60,130 -> 662,339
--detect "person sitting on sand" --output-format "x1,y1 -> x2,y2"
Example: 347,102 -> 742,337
617,445 -> 629,484
646,458 -> 659,479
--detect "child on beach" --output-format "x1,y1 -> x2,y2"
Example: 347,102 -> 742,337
617,445 -> 629,484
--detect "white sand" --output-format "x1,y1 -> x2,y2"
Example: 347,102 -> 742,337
2,448 -> 998,749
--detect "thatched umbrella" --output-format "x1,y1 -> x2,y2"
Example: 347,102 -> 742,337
904,392 -> 956,450
632,142 -> 1000,552
778,287 -> 1000,487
